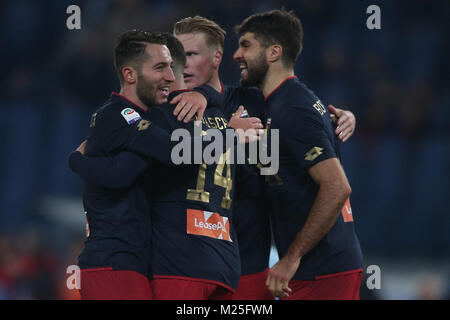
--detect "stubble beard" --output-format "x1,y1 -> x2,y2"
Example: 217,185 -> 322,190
136,73 -> 158,107
240,52 -> 269,88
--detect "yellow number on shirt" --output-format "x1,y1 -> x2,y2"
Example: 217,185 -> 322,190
186,149 -> 233,209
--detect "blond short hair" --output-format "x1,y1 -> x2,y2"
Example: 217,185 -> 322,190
173,16 -> 226,51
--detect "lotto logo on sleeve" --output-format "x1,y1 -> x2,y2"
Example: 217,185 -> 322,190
187,209 -> 232,242
121,108 -> 141,124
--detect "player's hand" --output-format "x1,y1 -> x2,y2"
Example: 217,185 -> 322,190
230,106 -> 264,143
228,105 -> 264,131
76,140 -> 87,155
171,91 -> 207,123
266,255 -> 300,299
328,105 -> 356,143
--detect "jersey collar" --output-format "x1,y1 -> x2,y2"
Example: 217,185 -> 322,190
264,76 -> 297,103
111,92 -> 147,112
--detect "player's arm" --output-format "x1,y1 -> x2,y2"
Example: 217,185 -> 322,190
266,158 -> 351,298
87,103 -> 185,165
124,117 -> 183,165
126,116 -> 209,164
74,106 -> 175,188
126,105 -> 248,165
266,104 -> 351,298
170,85 -> 223,122
69,148 -> 148,189
328,105 -> 356,142
69,114 -> 187,188
191,84 -> 223,109
85,103 -> 145,157
288,158 -> 351,258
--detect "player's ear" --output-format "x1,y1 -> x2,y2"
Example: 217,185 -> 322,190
122,66 -> 138,85
212,50 -> 223,68
267,44 -> 282,64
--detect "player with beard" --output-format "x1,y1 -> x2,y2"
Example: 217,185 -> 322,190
234,9 -> 363,300
172,16 -> 357,300
74,30 -> 219,300
71,32 -> 256,299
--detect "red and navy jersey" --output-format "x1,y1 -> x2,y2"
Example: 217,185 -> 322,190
222,85 -> 272,275
264,76 -> 363,280
142,95 -> 241,291
79,93 -> 156,276
73,87 -> 225,279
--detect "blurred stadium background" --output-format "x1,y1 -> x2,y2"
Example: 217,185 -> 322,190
0,0 -> 449,299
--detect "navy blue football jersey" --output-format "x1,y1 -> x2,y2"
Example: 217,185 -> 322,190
73,87 -> 226,279
264,76 -> 363,280
69,150 -> 148,189
79,92 -> 155,275
142,94 -> 241,291
221,85 -> 272,276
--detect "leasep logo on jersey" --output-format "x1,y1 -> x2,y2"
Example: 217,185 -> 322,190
186,209 -> 232,242
121,108 -> 141,124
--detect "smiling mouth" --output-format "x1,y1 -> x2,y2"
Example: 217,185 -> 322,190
239,64 -> 248,76
183,73 -> 193,80
159,87 -> 169,96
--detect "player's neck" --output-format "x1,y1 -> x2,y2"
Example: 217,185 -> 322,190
261,66 -> 295,98
207,72 -> 223,93
171,77 -> 188,91
119,87 -> 148,111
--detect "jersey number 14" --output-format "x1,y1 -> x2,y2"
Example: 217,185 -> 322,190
186,149 -> 233,209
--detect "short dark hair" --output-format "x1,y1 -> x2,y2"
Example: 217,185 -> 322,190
114,29 -> 167,85
234,9 -> 303,68
162,32 -> 186,77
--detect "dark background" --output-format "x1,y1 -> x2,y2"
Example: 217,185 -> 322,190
0,0 -> 448,299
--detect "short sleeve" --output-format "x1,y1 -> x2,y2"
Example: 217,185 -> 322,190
85,104 -> 142,157
280,105 -> 337,169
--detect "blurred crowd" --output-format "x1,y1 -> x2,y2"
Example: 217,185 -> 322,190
0,229 -> 82,299
0,0 -> 449,299
2,0 -> 449,131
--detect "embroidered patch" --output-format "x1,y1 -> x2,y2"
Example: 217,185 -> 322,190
121,108 -> 141,124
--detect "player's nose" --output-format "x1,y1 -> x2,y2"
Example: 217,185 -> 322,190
233,48 -> 243,61
165,66 -> 175,82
